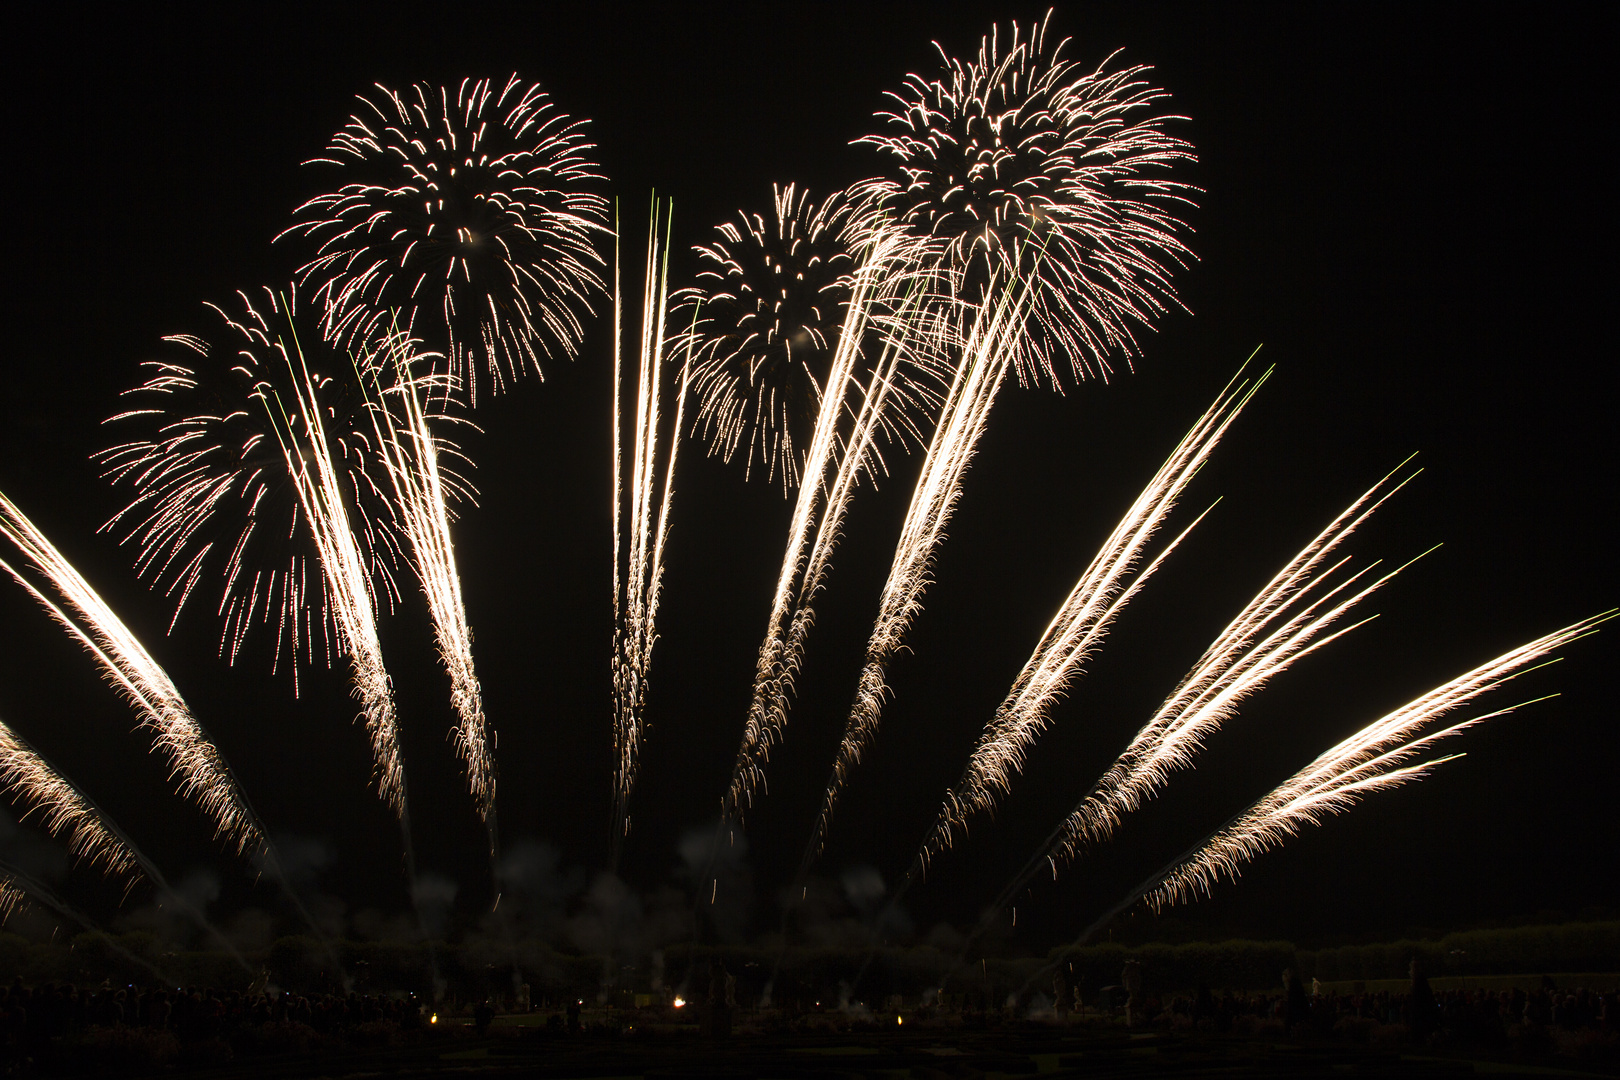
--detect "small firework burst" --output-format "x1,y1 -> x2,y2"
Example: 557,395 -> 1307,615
679,184 -> 854,489
852,11 -> 1197,386
98,288 -> 426,681
679,186 -> 950,490
285,75 -> 610,405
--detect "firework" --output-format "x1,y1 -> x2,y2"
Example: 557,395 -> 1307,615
1131,613 -> 1612,913
0,718 -> 142,881
99,290 -> 409,684
0,491 -> 264,854
852,11 -> 1196,386
611,201 -> 689,861
285,75 -> 610,406
679,184 -> 944,492
101,289 -> 414,816
915,365 -> 1268,873
805,267 -> 1035,856
366,347 -> 496,844
1034,464 -> 1424,881
724,229 -> 952,822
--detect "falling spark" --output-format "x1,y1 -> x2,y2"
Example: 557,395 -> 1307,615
610,200 -> 689,862
852,10 -> 1197,387
0,718 -> 142,881
1138,613 -> 1612,912
285,75 -> 610,405
365,340 -> 496,842
724,230 -> 951,821
0,490 -> 264,855
915,365 -> 1269,872
806,267 -> 1035,856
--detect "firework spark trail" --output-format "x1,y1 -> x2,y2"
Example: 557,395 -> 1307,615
1009,615 -> 1616,993
610,201 -> 689,864
1031,464 -> 1426,879
0,718 -> 142,882
260,318 -> 408,818
804,270 -> 1035,860
913,366 -> 1268,875
285,75 -> 610,406
0,491 -> 264,855
723,232 -> 946,822
1142,613 -> 1611,910
366,340 -> 496,851
0,858 -> 173,980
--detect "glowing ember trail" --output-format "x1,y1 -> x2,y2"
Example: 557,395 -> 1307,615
0,718 -> 142,882
806,270 -> 1034,857
366,340 -> 495,845
0,491 -> 264,855
1037,463 -> 1427,879
1139,614 -> 1612,910
723,230 -> 948,823
915,366 -> 1269,873
610,201 -> 689,863
259,310 -> 410,819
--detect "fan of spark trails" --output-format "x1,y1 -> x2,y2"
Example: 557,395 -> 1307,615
677,184 -> 944,492
851,10 -> 1197,388
285,75 -> 611,406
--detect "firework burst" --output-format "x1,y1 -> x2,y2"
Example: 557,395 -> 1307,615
679,185 -> 944,491
98,290 -> 410,684
852,10 -> 1196,386
102,289 -> 420,816
285,75 -> 610,406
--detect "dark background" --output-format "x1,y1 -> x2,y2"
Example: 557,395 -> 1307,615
0,3 -> 1612,953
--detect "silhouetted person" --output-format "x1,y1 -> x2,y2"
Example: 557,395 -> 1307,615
1283,969 -> 1307,1035
1122,960 -> 1143,1027
474,998 -> 495,1035
566,998 -> 582,1034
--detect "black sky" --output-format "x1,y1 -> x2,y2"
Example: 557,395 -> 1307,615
0,3 -> 1613,951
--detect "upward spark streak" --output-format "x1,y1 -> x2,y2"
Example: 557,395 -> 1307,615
0,491 -> 263,854
264,324 -> 407,817
807,271 -> 1034,856
0,719 -> 142,882
611,201 -> 688,861
366,345 -> 495,839
1136,613 -> 1613,912
1042,463 -> 1424,878
917,367 -> 1268,872
725,232 -> 942,821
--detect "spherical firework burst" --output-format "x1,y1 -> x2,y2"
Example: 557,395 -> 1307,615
678,184 -> 854,489
679,185 -> 947,490
98,288 -> 458,682
851,11 -> 1197,386
285,75 -> 610,405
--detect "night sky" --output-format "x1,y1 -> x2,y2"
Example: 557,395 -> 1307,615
0,4 -> 1612,954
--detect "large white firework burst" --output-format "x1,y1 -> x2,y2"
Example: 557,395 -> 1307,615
852,11 -> 1197,386
285,75 -> 610,405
